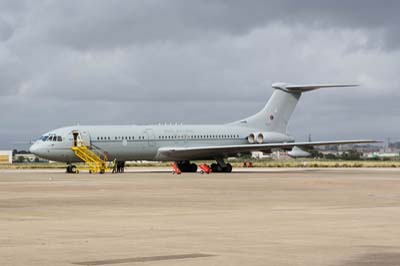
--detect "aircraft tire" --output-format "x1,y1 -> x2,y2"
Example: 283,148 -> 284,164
190,163 -> 198,172
224,163 -> 233,173
70,165 -> 77,174
211,163 -> 218,172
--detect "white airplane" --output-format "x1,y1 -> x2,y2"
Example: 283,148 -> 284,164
29,83 -> 376,173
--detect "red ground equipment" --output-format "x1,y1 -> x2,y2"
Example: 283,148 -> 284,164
243,162 -> 254,168
199,164 -> 212,174
171,162 -> 182,175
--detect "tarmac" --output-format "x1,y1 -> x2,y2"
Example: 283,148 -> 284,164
1,168 -> 400,266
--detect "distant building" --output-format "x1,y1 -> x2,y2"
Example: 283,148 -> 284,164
364,152 -> 400,159
252,151 -> 271,159
0,150 -> 13,164
13,153 -> 48,163
251,151 -> 290,160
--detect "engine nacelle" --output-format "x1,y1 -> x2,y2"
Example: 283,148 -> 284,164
256,132 -> 264,144
248,133 -> 256,144
288,146 -> 311,158
250,132 -> 293,144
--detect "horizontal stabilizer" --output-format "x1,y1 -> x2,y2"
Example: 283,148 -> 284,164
272,83 -> 358,92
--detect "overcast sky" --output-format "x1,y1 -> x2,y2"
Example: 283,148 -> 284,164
0,0 -> 399,149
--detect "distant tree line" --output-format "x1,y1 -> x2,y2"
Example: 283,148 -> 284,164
322,150 -> 362,160
12,149 -> 29,156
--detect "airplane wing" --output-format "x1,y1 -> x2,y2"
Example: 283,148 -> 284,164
157,139 -> 378,159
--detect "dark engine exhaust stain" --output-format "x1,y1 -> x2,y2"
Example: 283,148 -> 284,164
73,253 -> 215,265
336,252 -> 400,266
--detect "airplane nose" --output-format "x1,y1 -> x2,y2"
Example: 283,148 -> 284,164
29,144 -> 39,155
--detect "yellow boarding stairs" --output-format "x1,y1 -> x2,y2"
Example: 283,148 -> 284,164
71,140 -> 109,174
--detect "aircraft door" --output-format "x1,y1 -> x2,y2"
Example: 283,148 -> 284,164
72,130 -> 91,147
145,128 -> 156,147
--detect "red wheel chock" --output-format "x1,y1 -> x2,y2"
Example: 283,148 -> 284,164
171,162 -> 182,175
199,164 -> 212,174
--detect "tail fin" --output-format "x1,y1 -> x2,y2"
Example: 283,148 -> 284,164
233,83 -> 358,134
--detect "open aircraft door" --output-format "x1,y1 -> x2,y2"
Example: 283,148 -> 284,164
72,130 -> 91,147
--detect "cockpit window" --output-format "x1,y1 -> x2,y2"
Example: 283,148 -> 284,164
41,135 -> 49,141
48,136 -> 53,141
57,136 -> 62,142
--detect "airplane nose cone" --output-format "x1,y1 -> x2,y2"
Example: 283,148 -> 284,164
29,144 -> 39,155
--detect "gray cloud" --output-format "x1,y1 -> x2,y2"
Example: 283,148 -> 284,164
0,0 -> 399,149
21,0 -> 400,51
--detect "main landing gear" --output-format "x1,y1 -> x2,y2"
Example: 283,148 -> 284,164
173,159 -> 233,174
176,161 -> 198,172
210,162 -> 232,173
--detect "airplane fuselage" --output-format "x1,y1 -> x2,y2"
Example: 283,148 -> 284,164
30,124 -> 293,163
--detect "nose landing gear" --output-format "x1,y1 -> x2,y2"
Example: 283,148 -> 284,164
66,164 -> 78,174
